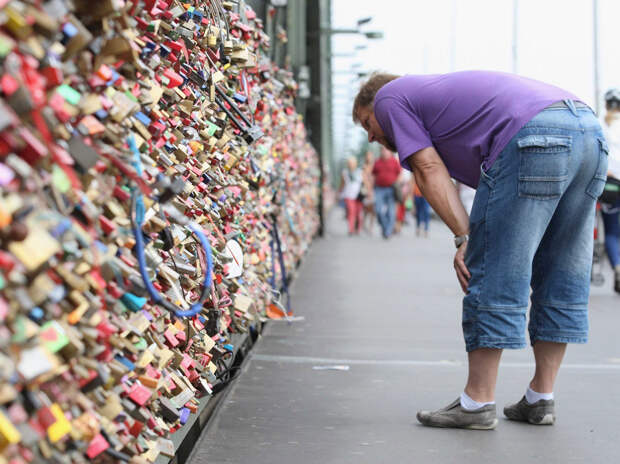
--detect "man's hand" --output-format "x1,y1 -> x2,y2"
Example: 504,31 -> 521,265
408,147 -> 472,292
454,241 -> 471,293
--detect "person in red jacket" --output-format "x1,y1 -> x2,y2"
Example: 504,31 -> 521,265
372,147 -> 401,238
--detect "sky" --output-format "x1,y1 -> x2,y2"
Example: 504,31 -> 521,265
331,0 -> 620,160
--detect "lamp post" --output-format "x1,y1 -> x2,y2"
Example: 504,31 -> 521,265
512,0 -> 519,74
307,10 -> 382,235
593,0 -> 600,115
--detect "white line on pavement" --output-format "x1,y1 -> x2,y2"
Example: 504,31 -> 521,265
251,354 -> 620,370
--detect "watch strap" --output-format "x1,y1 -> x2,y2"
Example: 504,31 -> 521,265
454,234 -> 469,248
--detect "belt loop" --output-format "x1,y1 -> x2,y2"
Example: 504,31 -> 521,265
564,99 -> 578,117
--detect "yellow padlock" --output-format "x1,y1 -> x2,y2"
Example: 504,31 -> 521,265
47,404 -> 72,443
207,33 -> 217,48
0,410 -> 21,451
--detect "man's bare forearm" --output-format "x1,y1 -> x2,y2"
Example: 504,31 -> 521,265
409,150 -> 469,236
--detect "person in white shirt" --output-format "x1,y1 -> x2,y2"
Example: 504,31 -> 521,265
339,156 -> 364,235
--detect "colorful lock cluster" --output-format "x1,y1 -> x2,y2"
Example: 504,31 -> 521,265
0,1 -> 320,462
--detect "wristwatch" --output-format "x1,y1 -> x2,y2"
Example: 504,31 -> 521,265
454,234 -> 469,249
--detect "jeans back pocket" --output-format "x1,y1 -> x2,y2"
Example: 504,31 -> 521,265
586,137 -> 609,199
517,135 -> 571,200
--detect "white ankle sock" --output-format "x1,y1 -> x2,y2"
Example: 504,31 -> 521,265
460,391 -> 495,411
525,386 -> 553,404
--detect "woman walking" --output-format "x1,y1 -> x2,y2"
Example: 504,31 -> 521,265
339,156 -> 364,235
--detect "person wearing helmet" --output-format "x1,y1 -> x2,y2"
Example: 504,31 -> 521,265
601,89 -> 620,293
353,71 -> 607,430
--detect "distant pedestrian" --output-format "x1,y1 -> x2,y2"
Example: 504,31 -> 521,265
354,71 -> 607,429
339,156 -> 363,235
413,180 -> 430,237
372,147 -> 401,239
601,89 -> 620,293
394,170 -> 412,234
361,150 -> 376,233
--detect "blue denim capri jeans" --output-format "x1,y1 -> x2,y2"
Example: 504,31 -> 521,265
463,100 -> 608,352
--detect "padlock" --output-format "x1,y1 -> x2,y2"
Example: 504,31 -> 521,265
0,1 -> 321,462
223,39 -> 233,56
207,32 -> 217,49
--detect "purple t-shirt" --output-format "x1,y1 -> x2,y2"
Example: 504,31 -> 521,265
373,71 -> 579,188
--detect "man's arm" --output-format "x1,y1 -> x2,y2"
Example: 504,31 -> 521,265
408,147 -> 469,235
408,146 -> 471,291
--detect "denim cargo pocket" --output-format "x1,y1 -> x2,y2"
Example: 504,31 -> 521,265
586,137 -> 609,199
517,135 -> 572,200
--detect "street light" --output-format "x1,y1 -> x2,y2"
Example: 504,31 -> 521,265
332,70 -> 371,76
320,28 -> 384,39
317,13 -> 384,41
363,31 -> 383,39
330,52 -> 357,58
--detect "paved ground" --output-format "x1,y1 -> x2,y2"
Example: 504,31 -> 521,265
188,211 -> 620,464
